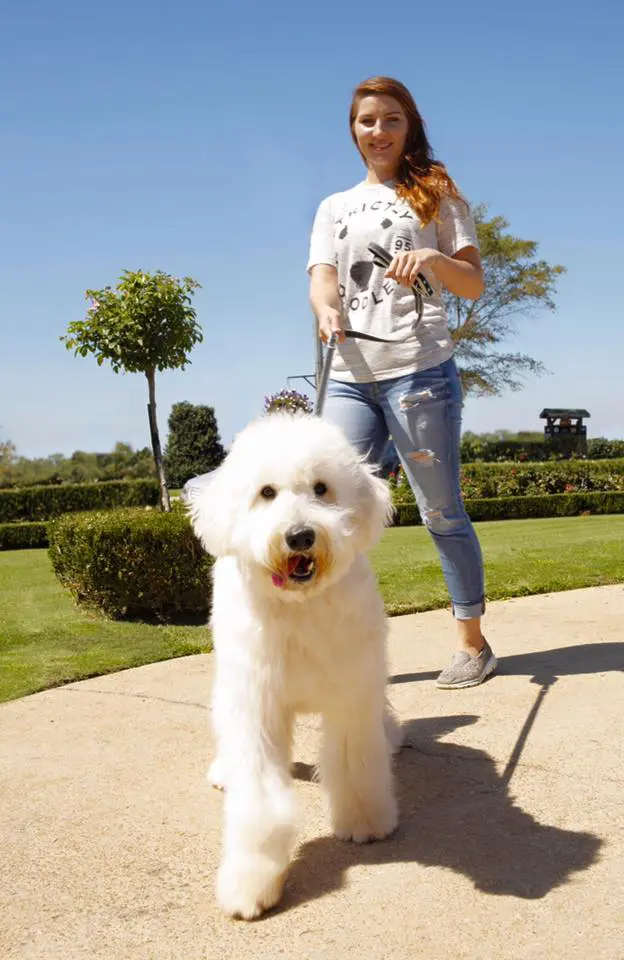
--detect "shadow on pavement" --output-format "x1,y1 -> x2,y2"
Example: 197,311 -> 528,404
388,642 -> 624,686
283,714 -> 602,913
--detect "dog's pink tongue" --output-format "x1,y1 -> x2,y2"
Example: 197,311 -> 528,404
272,556 -> 302,588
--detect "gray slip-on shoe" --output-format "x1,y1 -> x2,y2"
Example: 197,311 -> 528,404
436,640 -> 497,690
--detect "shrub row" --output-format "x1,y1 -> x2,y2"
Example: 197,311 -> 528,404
459,437 -> 624,462
0,479 -> 159,523
390,459 -> 624,504
48,508 -> 212,622
0,522 -> 49,550
392,492 -> 624,526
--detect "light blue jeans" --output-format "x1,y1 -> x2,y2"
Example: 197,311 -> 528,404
323,358 -> 485,620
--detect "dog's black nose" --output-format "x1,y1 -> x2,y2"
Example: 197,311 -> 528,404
285,526 -> 316,551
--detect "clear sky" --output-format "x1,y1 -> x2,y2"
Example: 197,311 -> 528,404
1,0 -> 622,457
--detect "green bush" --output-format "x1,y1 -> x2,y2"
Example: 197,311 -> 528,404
0,479 -> 159,523
459,435 -> 624,463
389,459 -> 624,505
460,437 -> 549,462
0,522 -> 48,550
587,438 -> 624,459
392,492 -> 624,526
460,460 -> 624,499
48,508 -> 212,621
163,402 -> 226,488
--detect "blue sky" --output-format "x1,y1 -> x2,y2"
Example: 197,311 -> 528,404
1,0 -> 622,457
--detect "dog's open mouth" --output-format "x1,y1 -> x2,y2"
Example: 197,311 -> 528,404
272,554 -> 316,588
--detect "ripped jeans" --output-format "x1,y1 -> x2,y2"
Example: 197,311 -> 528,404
323,358 -> 485,620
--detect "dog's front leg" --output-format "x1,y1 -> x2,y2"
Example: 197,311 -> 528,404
213,698 -> 296,920
320,702 -> 397,844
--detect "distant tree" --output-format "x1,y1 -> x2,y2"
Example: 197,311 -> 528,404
0,437 -> 16,464
62,270 -> 202,510
445,206 -> 566,396
0,434 -> 17,486
0,442 -> 157,489
164,402 -> 226,488
99,442 -> 155,480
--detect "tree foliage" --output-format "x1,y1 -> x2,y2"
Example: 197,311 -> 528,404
445,206 -> 566,396
164,402 -> 226,488
62,270 -> 202,509
0,442 -> 156,489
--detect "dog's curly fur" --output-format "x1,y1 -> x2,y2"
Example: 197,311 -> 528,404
189,413 -> 402,919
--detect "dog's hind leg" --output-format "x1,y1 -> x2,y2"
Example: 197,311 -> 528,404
320,702 -> 398,844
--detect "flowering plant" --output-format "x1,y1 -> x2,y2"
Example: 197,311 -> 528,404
264,389 -> 313,415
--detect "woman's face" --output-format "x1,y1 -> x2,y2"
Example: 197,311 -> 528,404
352,94 -> 409,175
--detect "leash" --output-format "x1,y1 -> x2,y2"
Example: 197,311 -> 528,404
315,242 -> 434,416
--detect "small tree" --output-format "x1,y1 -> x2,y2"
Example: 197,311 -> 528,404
164,402 -> 226,489
62,270 -> 202,510
445,206 -> 566,396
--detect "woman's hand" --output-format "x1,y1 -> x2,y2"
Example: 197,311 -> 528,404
310,265 -> 345,343
318,306 -> 345,344
385,247 -> 441,288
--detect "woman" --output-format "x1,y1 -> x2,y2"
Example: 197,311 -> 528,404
307,76 -> 496,689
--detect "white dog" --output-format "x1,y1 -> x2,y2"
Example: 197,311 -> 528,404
188,412 -> 402,920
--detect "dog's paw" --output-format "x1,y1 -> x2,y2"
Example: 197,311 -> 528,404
333,798 -> 398,844
217,856 -> 286,920
208,758 -> 226,791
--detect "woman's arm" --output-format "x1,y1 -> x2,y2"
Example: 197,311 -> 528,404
429,246 -> 484,300
386,245 -> 484,301
309,264 -> 346,343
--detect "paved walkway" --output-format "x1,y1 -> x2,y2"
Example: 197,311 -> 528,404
1,586 -> 623,960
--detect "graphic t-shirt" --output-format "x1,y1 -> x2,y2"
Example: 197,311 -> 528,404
307,180 -> 479,382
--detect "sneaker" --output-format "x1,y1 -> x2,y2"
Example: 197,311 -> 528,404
436,640 -> 497,690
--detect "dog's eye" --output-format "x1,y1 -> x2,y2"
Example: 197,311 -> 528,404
313,482 -> 328,497
260,485 -> 277,500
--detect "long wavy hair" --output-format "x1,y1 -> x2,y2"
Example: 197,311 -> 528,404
349,76 -> 463,226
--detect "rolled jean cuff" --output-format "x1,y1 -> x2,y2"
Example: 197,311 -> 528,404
452,598 -> 486,621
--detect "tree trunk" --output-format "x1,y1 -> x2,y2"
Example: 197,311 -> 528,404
145,367 -> 171,512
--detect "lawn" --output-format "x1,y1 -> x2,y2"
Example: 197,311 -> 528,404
2,514 -> 624,702
0,549 -> 209,703
372,514 -> 624,614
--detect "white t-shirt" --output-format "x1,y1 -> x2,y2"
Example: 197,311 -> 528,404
307,180 -> 479,382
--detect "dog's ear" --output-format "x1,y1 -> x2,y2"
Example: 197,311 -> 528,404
185,463 -> 235,558
354,463 -> 394,551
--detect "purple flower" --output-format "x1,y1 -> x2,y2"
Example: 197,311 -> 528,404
264,389 -> 313,415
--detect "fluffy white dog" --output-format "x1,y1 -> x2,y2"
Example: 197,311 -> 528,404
188,412 -> 402,920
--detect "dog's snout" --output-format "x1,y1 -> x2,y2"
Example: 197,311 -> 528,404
285,526 -> 316,551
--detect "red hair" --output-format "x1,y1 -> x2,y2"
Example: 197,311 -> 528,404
350,76 -> 463,226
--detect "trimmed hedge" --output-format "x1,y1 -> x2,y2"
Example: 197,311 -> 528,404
0,522 -> 49,550
392,491 -> 624,526
390,458 -> 624,505
48,508 -> 212,621
460,437 -> 624,462
460,459 -> 624,499
0,479 -> 159,523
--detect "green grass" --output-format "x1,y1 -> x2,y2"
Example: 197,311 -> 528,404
372,514 -> 624,615
0,549 -> 209,703
2,514 -> 624,702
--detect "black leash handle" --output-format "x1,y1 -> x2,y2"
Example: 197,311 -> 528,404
368,241 -> 431,326
368,241 -> 434,298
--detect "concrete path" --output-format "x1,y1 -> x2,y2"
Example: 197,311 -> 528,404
1,586 -> 623,960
